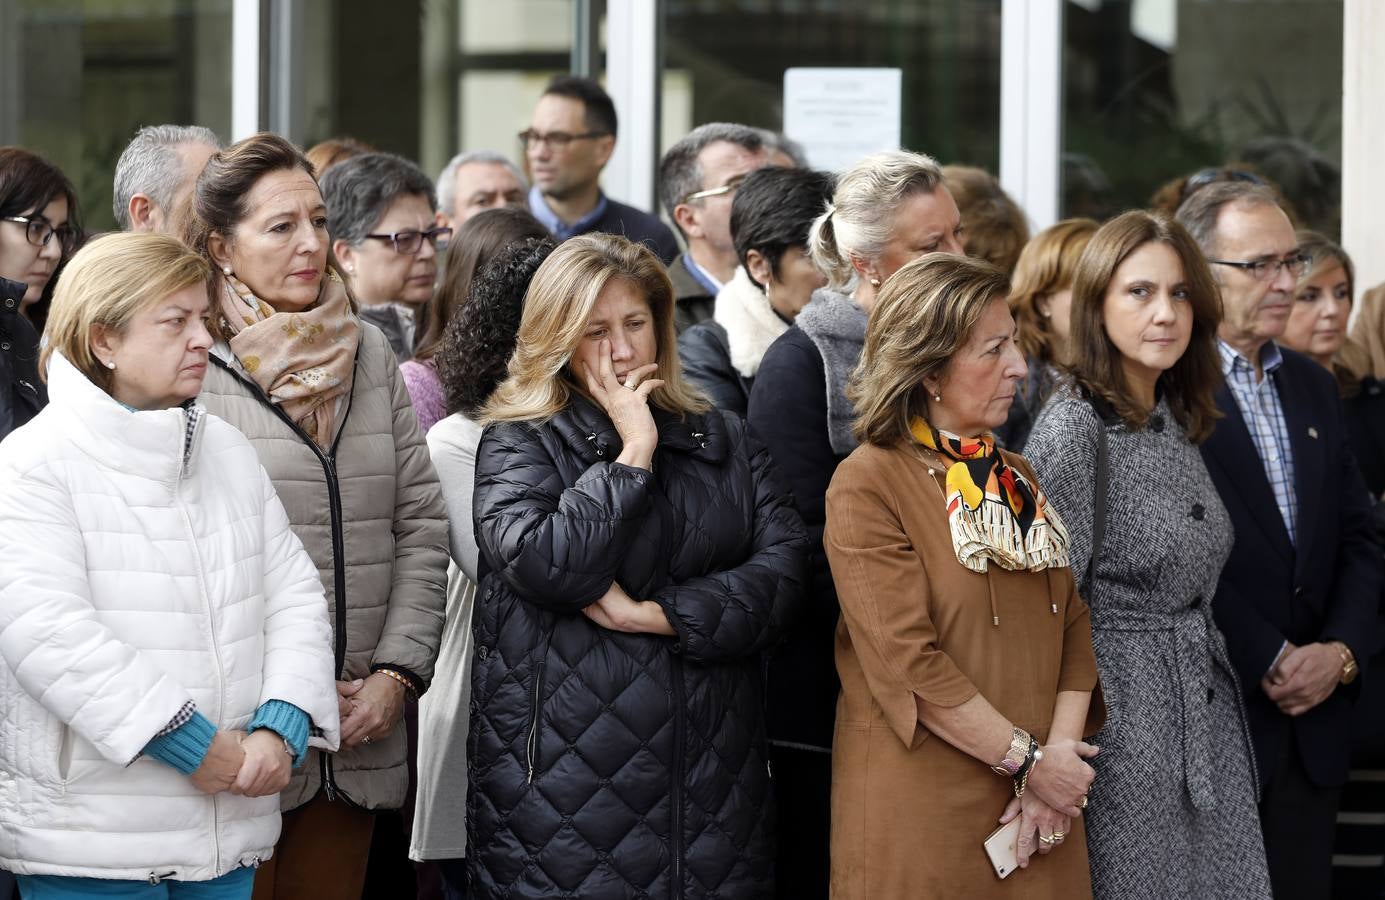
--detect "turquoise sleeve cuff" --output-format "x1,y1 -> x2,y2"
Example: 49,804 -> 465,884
143,711 -> 217,775
248,700 -> 310,768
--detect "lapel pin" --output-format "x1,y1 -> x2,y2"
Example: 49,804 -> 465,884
1307,427 -> 1319,440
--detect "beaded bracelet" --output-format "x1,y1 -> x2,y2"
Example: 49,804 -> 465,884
373,667 -> 418,700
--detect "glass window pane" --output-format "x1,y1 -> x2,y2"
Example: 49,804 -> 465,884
1062,0 -> 1343,237
9,0 -> 233,233
661,0 -> 1001,171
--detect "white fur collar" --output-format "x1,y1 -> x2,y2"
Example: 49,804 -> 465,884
713,266 -> 790,378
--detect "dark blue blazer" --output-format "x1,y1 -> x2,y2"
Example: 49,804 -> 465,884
1201,345 -> 1382,789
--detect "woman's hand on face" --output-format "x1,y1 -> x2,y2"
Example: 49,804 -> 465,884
1000,794 -> 1072,867
1026,738 -> 1098,816
581,339 -> 663,462
189,729 -> 246,795
582,581 -> 676,636
339,672 -> 406,749
230,729 -> 293,797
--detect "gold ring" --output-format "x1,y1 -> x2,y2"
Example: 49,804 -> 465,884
362,736 -> 372,745
1080,795 -> 1089,809
1039,835 -> 1057,845
1052,831 -> 1066,841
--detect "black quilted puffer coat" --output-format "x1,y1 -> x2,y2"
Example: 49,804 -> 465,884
468,395 -> 808,899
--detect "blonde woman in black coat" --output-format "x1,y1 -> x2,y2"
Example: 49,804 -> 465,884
468,233 -> 808,900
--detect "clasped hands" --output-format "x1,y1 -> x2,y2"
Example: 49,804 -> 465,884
999,738 -> 1099,868
1261,641 -> 1341,717
338,671 -> 408,749
188,728 -> 291,798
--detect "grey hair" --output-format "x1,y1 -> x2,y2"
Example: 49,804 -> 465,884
436,150 -> 527,219
320,152 -> 437,246
112,124 -> 222,230
808,149 -> 945,291
754,128 -> 809,167
658,122 -> 766,225
1174,180 -> 1282,256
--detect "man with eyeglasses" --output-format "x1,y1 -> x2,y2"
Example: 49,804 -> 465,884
1177,180 -> 1382,900
522,75 -> 679,265
657,123 -> 772,332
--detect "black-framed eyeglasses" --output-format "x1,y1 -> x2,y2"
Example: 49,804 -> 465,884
518,128 -> 610,150
682,172 -> 750,205
1207,253 -> 1312,282
1,215 -> 78,254
363,226 -> 453,255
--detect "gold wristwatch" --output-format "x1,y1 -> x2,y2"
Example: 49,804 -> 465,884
991,727 -> 1032,776
1331,641 -> 1358,685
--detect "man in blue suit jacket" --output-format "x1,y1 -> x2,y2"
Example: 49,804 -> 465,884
1178,181 -> 1382,900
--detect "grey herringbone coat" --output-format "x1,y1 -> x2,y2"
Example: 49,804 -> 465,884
1025,388 -> 1271,899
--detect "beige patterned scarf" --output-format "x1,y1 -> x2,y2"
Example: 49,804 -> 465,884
217,271 -> 360,447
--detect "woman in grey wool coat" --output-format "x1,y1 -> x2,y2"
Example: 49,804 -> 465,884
1024,210 -> 1271,898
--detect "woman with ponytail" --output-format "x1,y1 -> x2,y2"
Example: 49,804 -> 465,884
745,149 -> 965,899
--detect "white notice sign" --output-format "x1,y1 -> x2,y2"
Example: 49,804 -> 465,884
783,68 -> 902,173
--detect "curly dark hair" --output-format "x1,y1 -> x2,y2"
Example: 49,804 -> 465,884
437,235 -> 556,417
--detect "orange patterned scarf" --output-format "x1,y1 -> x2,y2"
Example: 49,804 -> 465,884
218,272 -> 361,448
910,417 -> 1069,573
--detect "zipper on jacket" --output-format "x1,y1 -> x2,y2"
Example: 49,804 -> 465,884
670,656 -> 686,900
525,658 -> 547,784
209,355 -> 357,803
147,871 -> 177,885
173,407 -> 224,874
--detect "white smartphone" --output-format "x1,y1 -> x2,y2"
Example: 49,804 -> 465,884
983,817 -> 1022,879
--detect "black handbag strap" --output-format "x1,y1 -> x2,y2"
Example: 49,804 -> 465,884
1085,397 -> 1109,588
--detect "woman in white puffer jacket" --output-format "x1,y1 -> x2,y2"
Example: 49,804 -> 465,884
0,233 -> 340,899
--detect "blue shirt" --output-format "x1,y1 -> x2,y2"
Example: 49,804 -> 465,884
528,185 -> 609,241
680,254 -> 724,296
1219,339 -> 1298,545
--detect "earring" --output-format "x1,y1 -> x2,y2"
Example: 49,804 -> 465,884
933,392 -> 941,403
221,265 -> 232,276
347,265 -> 356,274
869,277 -> 881,287
106,360 -> 116,370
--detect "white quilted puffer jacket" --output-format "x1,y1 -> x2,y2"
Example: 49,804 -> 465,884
0,352 -> 341,882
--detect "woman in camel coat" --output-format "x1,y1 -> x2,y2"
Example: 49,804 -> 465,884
825,253 -> 1103,899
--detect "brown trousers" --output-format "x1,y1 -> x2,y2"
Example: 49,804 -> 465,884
253,794 -> 376,900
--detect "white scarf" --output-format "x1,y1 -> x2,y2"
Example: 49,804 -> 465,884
713,266 -> 791,379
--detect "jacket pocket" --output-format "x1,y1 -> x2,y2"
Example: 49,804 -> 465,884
524,623 -> 556,785
525,657 -> 546,785
54,723 -> 74,786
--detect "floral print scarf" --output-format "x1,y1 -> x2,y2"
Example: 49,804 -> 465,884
217,271 -> 361,448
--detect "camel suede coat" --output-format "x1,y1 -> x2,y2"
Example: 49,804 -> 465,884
824,442 -> 1103,900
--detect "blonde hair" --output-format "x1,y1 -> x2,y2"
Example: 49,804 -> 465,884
481,233 -> 709,424
1296,230 -> 1364,392
41,232 -> 211,391
849,253 -> 1010,447
1009,218 -> 1100,363
1295,229 -> 1354,298
808,150 -> 945,291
